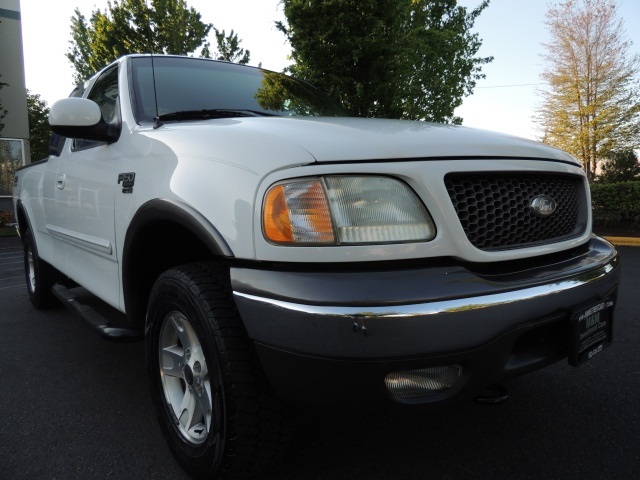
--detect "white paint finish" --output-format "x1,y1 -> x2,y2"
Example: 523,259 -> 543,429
133,115 -> 579,169
49,98 -> 102,127
253,159 -> 589,263
14,55 -> 594,315
210,116 -> 578,164
45,224 -> 113,255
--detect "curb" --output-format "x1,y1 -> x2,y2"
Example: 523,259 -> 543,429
603,236 -> 640,247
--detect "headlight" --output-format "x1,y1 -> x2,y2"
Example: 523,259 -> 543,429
262,176 -> 436,245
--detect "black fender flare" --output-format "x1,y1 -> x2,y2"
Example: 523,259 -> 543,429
14,199 -> 33,242
122,198 -> 234,322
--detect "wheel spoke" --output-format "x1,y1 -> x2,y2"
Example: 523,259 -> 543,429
196,381 -> 212,422
178,389 -> 196,430
161,346 -> 184,378
169,313 -> 192,349
178,388 -> 205,435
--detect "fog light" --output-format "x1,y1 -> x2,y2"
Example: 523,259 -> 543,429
385,365 -> 462,399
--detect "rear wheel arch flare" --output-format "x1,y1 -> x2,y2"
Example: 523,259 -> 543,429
15,200 -> 31,239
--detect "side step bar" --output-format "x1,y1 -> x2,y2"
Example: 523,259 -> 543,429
52,283 -> 143,343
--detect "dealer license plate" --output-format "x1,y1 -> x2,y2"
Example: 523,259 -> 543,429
569,299 -> 614,366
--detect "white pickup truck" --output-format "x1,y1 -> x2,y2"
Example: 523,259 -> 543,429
13,54 -> 620,479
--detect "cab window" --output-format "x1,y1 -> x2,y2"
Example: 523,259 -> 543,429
73,65 -> 120,151
87,65 -> 119,123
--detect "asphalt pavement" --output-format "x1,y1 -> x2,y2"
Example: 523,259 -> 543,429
0,235 -> 638,480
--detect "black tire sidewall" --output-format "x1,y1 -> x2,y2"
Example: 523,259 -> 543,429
146,270 -> 229,479
24,229 -> 37,299
23,228 -> 57,308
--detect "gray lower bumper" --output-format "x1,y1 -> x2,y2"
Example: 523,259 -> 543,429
231,237 -> 620,360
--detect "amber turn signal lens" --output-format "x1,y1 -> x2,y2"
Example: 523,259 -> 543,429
263,180 -> 335,244
263,185 -> 293,242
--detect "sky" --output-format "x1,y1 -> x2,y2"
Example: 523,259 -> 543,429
18,0 -> 640,141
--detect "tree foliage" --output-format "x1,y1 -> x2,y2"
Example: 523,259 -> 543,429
26,91 -> 51,162
276,0 -> 492,123
536,0 -> 640,182
67,0 -> 213,83
591,180 -> 640,227
598,149 -> 640,183
213,29 -> 250,64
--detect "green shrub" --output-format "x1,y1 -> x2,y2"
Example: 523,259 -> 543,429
590,181 -> 640,226
0,209 -> 16,227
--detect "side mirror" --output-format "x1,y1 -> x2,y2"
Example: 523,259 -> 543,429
49,98 -> 120,143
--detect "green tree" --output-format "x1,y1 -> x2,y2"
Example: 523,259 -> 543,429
26,91 -> 51,162
67,0 -> 213,83
598,149 -> 640,183
213,28 -> 250,64
276,0 -> 492,122
536,0 -> 640,182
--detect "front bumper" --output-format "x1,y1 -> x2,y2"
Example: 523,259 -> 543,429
231,237 -> 620,408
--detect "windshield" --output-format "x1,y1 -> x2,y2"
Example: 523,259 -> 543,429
130,56 -> 347,123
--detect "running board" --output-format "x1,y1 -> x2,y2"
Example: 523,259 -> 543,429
52,283 -> 143,343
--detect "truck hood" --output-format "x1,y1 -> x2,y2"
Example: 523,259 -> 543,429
147,116 -> 578,174
226,116 -> 578,164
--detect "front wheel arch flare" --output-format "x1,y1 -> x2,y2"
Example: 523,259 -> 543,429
122,198 -> 234,325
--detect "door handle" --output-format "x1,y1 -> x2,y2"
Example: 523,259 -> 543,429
56,174 -> 66,190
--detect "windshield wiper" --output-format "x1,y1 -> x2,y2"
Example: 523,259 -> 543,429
157,109 -> 275,123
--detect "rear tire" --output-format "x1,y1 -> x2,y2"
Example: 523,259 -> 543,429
146,262 -> 292,479
23,228 -> 60,309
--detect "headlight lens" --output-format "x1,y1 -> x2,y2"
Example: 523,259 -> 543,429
263,176 -> 436,245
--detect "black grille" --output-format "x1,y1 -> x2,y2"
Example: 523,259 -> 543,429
444,173 -> 587,250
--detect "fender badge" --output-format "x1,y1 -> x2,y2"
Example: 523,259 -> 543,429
117,172 -> 136,194
530,195 -> 557,217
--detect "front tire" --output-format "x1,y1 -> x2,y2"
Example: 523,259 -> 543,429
146,262 -> 292,479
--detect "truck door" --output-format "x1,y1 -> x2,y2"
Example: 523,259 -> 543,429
52,65 -> 121,308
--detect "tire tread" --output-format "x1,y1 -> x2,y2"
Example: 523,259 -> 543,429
149,262 -> 293,480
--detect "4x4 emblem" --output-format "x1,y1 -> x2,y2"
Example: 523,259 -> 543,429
117,172 -> 136,194
530,195 -> 557,217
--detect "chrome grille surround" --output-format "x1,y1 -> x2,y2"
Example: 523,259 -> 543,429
444,173 -> 588,251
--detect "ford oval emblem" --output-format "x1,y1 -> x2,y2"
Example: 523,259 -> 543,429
530,195 -> 557,217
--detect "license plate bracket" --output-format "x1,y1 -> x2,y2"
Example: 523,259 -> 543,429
569,298 -> 614,366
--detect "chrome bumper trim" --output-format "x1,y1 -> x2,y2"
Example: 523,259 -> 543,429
233,258 -> 618,320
